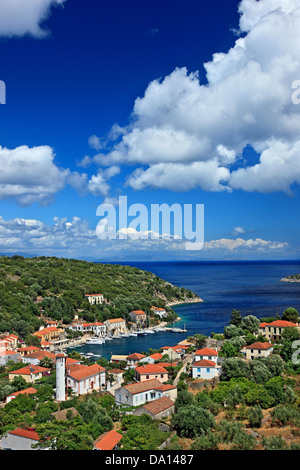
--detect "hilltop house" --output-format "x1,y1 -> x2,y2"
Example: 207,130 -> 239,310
242,342 -> 274,361
9,365 -> 51,384
133,396 -> 175,420
115,378 -> 177,407
85,294 -> 104,305
260,320 -> 299,341
194,348 -> 219,363
191,359 -> 221,380
135,364 -> 168,383
104,318 -> 127,336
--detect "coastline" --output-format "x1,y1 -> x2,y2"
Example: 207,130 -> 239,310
165,296 -> 204,307
280,277 -> 300,283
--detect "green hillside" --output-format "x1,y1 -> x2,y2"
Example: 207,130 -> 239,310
0,256 -> 199,339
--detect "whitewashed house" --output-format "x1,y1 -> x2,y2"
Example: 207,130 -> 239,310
192,359 -> 221,380
115,379 -> 177,407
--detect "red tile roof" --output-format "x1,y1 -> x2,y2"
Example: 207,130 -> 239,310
123,379 -> 162,394
267,320 -> 298,328
193,360 -> 216,367
94,430 -> 122,450
135,364 -> 168,375
10,365 -> 50,375
245,342 -> 273,350
67,363 -> 105,381
195,348 -> 218,356
9,428 -> 40,441
127,353 -> 146,361
150,353 -> 163,360
142,396 -> 174,415
7,387 -> 37,399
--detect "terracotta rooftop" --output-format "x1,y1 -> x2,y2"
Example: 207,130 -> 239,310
267,320 -> 298,328
245,342 -> 273,350
123,379 -> 162,395
10,365 -> 51,375
195,348 -> 218,356
7,387 -> 37,398
67,363 -> 105,381
94,430 -> 123,450
193,359 -> 216,368
141,396 -> 174,415
135,364 -> 168,375
9,428 -> 40,441
127,353 -> 146,360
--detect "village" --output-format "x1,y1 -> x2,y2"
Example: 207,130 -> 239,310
0,292 -> 299,450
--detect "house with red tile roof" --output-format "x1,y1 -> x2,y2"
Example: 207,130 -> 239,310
93,430 -> 123,450
8,365 -> 51,384
0,428 -> 43,450
22,349 -> 56,366
6,387 -> 37,404
127,352 -> 146,366
194,348 -> 219,363
114,378 -> 177,406
192,359 -> 221,380
139,352 -> 163,365
17,346 -> 41,356
242,342 -> 274,360
66,363 -> 106,395
135,363 -> 168,383
104,318 -> 127,335
133,396 -> 175,420
0,340 -> 20,365
151,307 -> 168,318
261,320 -> 299,341
129,310 -> 147,327
33,327 -> 60,342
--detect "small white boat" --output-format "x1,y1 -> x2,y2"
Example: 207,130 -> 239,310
128,332 -> 138,336
144,329 -> 155,334
105,336 -> 113,341
86,337 -> 105,344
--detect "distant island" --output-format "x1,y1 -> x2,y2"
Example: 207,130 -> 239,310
280,274 -> 300,283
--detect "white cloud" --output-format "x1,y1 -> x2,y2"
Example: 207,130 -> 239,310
0,145 -> 68,205
0,0 -> 66,38
94,0 -> 300,194
0,215 -> 291,259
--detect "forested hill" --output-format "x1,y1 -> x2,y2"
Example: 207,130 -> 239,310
0,256 -> 198,339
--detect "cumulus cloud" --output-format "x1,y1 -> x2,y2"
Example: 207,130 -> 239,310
0,215 -> 291,259
94,0 -> 300,194
0,145 -> 69,205
0,0 -> 66,38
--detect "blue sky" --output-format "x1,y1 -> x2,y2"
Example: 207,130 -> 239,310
0,0 -> 300,261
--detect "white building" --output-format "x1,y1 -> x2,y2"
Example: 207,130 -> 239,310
56,353 -> 67,401
192,359 -> 221,380
66,363 -> 106,395
115,378 -> 177,407
194,348 -> 219,363
85,294 -> 104,305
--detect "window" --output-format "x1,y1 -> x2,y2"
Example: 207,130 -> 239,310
206,368 -> 210,373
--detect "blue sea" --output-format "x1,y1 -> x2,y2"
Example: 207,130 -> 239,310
69,260 -> 300,360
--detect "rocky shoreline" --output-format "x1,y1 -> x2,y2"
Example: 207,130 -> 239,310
166,296 -> 204,307
280,276 -> 300,283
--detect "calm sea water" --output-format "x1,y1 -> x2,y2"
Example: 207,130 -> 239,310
69,261 -> 300,360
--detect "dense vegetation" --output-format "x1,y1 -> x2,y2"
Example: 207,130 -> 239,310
0,255 -> 198,338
